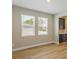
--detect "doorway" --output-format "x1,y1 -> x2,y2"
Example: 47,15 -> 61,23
59,16 -> 67,43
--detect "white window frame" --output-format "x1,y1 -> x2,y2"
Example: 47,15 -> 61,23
38,17 -> 48,35
21,14 -> 35,36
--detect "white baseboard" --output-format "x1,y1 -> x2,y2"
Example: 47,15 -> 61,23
13,41 -> 55,52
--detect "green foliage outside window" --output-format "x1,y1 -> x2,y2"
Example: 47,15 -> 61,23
24,18 -> 33,25
38,26 -> 46,31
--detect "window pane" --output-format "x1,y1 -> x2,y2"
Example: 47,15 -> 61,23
38,17 -> 48,35
21,15 -> 35,36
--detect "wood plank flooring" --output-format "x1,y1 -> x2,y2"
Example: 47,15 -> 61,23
13,42 -> 67,59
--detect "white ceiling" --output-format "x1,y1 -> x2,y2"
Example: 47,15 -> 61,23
12,0 -> 67,14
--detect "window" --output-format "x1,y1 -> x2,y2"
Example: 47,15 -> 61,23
21,15 -> 35,36
38,17 -> 48,35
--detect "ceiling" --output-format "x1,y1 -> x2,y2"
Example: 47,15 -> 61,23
12,0 -> 67,14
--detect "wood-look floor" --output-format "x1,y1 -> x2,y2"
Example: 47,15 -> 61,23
13,42 -> 67,59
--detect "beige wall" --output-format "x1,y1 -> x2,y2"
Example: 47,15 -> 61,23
12,6 -> 54,49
